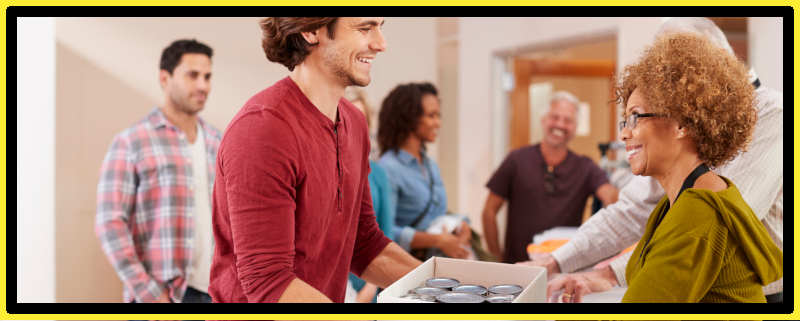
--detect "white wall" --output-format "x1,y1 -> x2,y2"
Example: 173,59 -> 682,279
749,17 -> 783,91
18,17 -> 56,303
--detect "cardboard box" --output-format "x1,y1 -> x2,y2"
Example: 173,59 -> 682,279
377,257 -> 546,303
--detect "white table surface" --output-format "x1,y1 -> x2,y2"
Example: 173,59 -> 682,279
581,286 -> 627,303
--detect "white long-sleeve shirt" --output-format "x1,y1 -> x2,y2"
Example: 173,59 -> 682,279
551,85 -> 784,295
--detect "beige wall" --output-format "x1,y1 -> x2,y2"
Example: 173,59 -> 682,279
55,17 -> 438,153
436,18 -> 461,211
55,43 -> 148,302
52,17 -> 436,302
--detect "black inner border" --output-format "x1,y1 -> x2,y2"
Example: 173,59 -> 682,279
6,5 -> 794,317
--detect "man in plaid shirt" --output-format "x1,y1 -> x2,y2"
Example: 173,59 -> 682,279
95,39 -> 221,303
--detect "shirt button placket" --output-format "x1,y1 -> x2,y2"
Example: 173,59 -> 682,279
334,125 -> 342,214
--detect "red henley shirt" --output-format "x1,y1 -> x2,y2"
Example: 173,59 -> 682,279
209,77 -> 392,302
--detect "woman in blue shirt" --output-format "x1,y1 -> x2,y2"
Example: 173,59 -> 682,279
377,82 -> 472,260
344,88 -> 396,303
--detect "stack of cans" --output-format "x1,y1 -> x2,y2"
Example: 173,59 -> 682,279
399,277 -> 523,303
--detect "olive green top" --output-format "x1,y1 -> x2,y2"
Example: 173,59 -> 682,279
623,176 -> 782,302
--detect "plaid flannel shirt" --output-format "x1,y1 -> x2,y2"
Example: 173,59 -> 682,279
95,107 -> 221,303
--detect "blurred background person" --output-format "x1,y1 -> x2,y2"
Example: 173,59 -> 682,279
344,87 -> 396,303
95,39 -> 220,303
482,91 -> 619,264
534,17 -> 784,304
378,82 -> 473,260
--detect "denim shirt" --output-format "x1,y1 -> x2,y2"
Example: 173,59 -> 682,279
378,149 -> 447,251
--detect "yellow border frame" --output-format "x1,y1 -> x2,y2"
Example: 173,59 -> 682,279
2,3 -> 797,320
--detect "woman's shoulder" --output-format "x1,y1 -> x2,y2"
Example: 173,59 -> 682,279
693,172 -> 728,193
378,151 -> 400,167
673,177 -> 744,224
369,160 -> 389,179
378,151 -> 408,179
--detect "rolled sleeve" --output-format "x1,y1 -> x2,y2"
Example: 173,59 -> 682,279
550,241 -> 581,274
586,159 -> 610,193
222,111 -> 300,302
551,176 -> 661,273
485,153 -> 516,199
609,251 -> 633,287
394,226 -> 417,252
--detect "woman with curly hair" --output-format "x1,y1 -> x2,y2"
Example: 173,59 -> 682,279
377,82 -> 473,260
614,32 -> 782,302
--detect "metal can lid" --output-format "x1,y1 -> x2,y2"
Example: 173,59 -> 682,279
435,292 -> 486,303
400,293 -> 421,300
488,284 -> 523,295
418,294 -> 437,302
425,277 -> 460,289
486,294 -> 515,303
451,284 -> 488,295
414,286 -> 448,297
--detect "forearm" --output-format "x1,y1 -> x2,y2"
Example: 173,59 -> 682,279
360,242 -> 421,288
481,210 -> 502,258
608,251 -> 633,287
409,231 -> 441,250
356,283 -> 379,303
551,212 -> 637,273
598,184 -> 619,207
595,265 -> 619,287
96,141 -> 162,301
277,278 -> 333,303
96,214 -> 164,302
551,176 -> 659,273
480,193 -> 505,259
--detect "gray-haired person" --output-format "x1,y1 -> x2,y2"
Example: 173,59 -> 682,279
527,17 -> 783,304
481,90 -> 619,264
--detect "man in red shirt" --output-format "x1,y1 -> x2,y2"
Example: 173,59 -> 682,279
209,17 -> 421,303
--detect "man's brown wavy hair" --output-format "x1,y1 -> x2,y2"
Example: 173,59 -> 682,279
259,18 -> 338,71
616,32 -> 756,168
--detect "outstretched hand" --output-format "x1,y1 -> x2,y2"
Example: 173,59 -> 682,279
545,266 -> 618,303
516,252 -> 561,275
437,226 -> 469,259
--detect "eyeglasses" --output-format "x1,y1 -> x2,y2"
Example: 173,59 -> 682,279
544,167 -> 556,194
618,113 -> 662,132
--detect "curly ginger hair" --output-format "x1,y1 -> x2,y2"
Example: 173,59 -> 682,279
616,32 -> 756,168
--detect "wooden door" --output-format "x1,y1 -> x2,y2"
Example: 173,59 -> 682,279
509,58 -> 616,156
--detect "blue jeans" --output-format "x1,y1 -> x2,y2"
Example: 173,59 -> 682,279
129,286 -> 211,303
130,287 -> 211,321
181,286 -> 212,303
